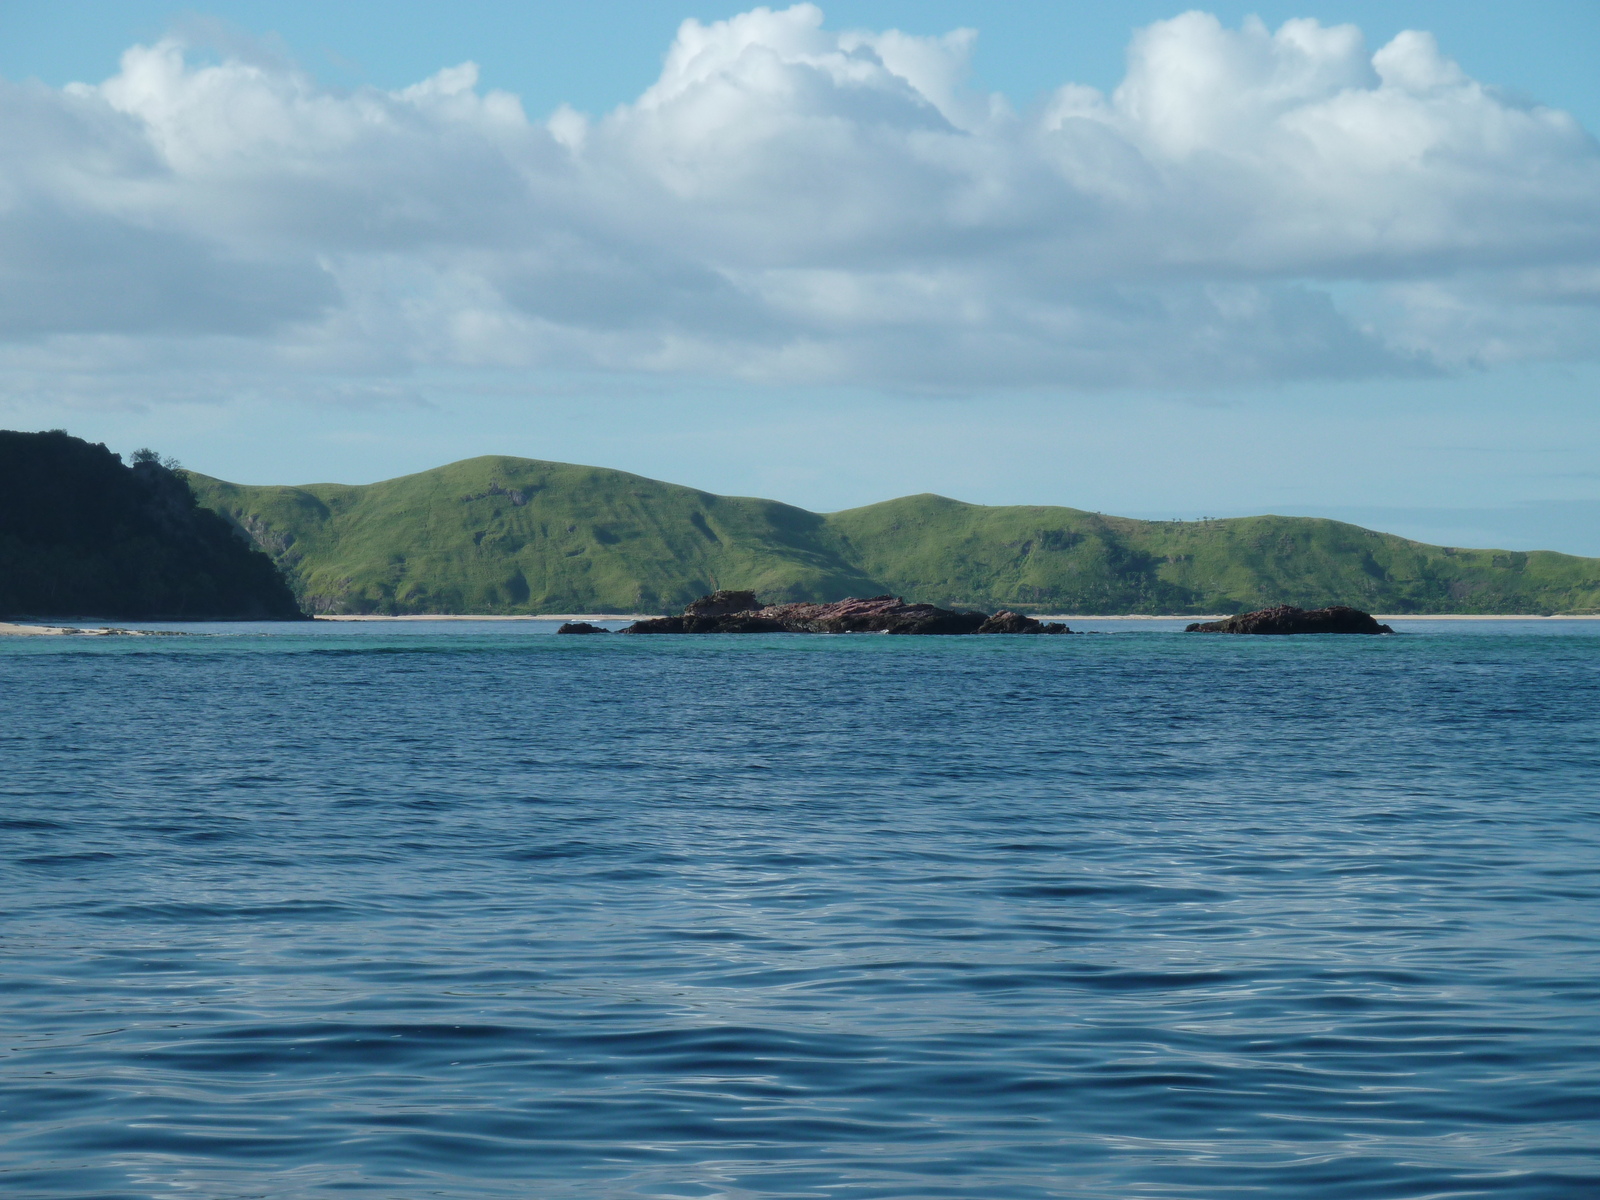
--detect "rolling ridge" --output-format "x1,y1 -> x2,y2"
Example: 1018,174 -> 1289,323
188,455 -> 1600,615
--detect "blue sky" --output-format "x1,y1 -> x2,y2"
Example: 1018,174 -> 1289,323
2,2 -> 1598,553
6,3 -> 1598,127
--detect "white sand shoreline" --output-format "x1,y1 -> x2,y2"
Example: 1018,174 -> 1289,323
316,613 -> 648,622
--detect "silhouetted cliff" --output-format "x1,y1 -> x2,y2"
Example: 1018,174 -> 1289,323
0,431 -> 305,620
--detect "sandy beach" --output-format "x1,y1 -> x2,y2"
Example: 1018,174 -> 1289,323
315,614 -> 648,623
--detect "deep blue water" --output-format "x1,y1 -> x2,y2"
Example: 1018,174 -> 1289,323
3,619 -> 1600,1199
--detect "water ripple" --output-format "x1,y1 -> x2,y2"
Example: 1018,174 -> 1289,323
2,626 -> 1599,1196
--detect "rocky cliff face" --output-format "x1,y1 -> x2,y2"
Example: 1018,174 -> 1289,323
617,591 -> 1071,635
0,430 -> 306,620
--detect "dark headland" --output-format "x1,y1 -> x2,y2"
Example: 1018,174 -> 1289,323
0,431 -> 306,621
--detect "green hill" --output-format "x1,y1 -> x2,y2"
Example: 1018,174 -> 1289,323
825,496 -> 1600,614
189,457 -> 875,615
187,455 -> 1600,616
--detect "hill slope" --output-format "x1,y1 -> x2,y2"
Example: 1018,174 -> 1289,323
188,456 -> 1600,616
827,496 -> 1600,615
191,457 -> 876,615
0,431 -> 305,620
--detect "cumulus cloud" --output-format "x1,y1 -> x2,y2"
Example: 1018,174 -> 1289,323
0,4 -> 1597,396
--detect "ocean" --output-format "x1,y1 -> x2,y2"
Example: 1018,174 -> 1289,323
2,619 -> 1598,1198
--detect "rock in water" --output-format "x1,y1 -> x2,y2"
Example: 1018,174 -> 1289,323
620,594 -> 1073,635
976,610 -> 1070,635
1185,605 -> 1394,635
618,613 -> 788,635
764,595 -> 985,635
556,622 -> 611,635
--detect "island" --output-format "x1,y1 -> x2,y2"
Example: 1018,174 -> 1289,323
560,591 -> 1071,635
1185,605 -> 1394,634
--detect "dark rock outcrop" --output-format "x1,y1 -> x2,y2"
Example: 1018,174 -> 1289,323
556,621 -> 611,635
619,613 -> 788,635
976,610 -> 1070,635
620,593 -> 1072,636
1185,605 -> 1393,635
683,590 -> 762,618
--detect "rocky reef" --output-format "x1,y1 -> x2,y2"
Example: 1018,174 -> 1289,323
1186,605 -> 1394,635
617,591 -> 1070,636
556,621 -> 612,635
975,609 -> 1065,634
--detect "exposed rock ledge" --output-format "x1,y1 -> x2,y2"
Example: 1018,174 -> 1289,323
564,591 -> 1072,635
0,622 -> 184,637
1185,605 -> 1394,635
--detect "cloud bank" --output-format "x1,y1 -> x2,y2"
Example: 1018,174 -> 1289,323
2,4 -> 1597,398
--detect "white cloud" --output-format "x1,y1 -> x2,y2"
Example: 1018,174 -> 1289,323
0,4 -> 1597,397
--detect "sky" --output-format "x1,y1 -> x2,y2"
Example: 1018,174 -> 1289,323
2,2 -> 1598,553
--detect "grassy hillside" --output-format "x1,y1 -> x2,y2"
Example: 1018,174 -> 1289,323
828,496 -> 1600,614
189,456 -> 1600,615
190,457 -> 876,614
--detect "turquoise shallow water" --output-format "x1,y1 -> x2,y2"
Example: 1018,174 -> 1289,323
2,620 -> 1599,1198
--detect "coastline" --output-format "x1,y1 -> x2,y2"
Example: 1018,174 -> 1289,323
0,622 -> 169,636
1039,613 -> 1600,621
316,613 -> 649,622
318,612 -> 1600,622
8,614 -> 1597,636
1374,614 -> 1600,621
